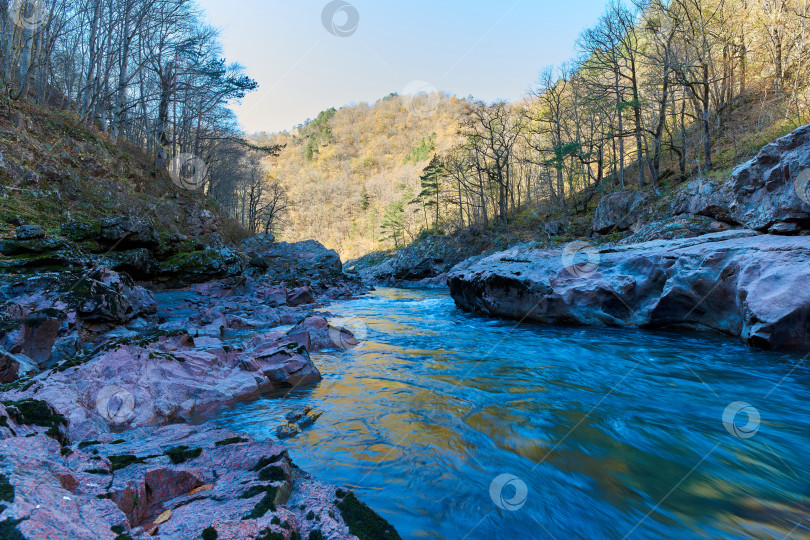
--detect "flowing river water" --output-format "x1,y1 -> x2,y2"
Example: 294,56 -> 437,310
205,287 -> 810,539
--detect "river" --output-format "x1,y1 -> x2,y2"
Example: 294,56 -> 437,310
206,287 -> 810,539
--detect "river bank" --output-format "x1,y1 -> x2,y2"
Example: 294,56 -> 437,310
0,232 -> 401,539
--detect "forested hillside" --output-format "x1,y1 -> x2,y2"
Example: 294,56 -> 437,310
266,0 -> 810,259
255,94 -> 465,259
0,0 -> 276,230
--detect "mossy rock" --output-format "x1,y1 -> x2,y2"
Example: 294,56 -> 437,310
159,248 -> 247,283
1,399 -> 69,445
240,484 -> 279,520
0,236 -> 75,256
0,474 -> 14,503
61,220 -> 101,242
335,490 -> 401,540
164,445 -> 202,465
0,517 -> 26,540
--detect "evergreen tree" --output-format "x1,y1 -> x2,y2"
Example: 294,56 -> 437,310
380,199 -> 406,249
415,155 -> 447,231
359,186 -> 371,211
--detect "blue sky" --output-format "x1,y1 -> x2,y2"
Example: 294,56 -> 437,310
197,0 -> 611,134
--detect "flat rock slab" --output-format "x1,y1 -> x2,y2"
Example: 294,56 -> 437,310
448,231 -> 810,351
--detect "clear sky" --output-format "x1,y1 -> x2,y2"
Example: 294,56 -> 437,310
196,0 -> 612,134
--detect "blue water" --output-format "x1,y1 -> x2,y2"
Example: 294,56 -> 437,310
207,288 -> 810,539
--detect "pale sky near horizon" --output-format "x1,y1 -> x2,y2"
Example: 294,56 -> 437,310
196,0 -> 612,134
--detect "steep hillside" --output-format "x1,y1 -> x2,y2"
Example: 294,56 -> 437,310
258,94 -> 465,259
0,101 -> 244,242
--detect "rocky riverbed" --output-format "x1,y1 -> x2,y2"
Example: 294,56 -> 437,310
0,230 -> 400,539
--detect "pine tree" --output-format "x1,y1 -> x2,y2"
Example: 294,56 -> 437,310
359,186 -> 371,211
415,155 -> 446,231
380,200 -> 406,249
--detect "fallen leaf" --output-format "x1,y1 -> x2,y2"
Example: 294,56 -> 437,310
154,509 -> 171,525
188,484 -> 214,496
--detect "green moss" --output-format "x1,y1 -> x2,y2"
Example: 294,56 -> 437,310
84,468 -> 111,475
201,526 -> 218,540
335,490 -> 401,540
109,524 -> 134,539
0,517 -> 26,540
240,484 -> 278,520
0,474 -> 14,503
250,453 -> 285,471
306,510 -> 315,521
271,516 -> 281,525
61,220 -> 101,242
1,399 -> 68,445
164,446 -> 202,465
255,530 -> 285,540
258,466 -> 286,483
214,437 -> 249,447
78,440 -> 101,450
148,351 -> 185,362
309,531 -> 325,540
60,447 -> 73,457
108,454 -> 146,471
55,330 -> 188,372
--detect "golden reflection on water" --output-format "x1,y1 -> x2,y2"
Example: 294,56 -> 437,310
210,288 -> 810,539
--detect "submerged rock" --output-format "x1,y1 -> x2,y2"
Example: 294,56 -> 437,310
448,231 -> 810,351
